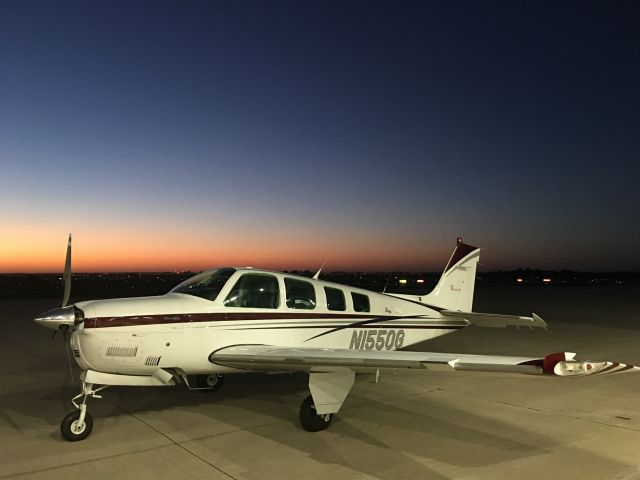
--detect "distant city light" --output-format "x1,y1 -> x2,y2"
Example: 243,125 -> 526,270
516,278 -> 524,283
399,279 -> 407,284
416,279 -> 424,284
543,278 -> 552,283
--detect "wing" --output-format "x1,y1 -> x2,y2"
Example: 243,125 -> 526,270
210,345 -> 639,377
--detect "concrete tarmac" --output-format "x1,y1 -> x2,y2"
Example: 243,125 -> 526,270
1,287 -> 640,480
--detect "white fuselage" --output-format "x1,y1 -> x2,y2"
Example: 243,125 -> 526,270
70,268 -> 465,377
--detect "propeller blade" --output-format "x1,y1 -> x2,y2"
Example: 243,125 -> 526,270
62,233 -> 72,307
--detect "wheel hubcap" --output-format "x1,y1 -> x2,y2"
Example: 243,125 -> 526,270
71,420 -> 86,434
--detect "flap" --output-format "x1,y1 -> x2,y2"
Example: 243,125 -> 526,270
441,310 -> 547,329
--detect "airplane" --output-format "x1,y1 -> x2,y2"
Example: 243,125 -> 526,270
34,235 -> 639,441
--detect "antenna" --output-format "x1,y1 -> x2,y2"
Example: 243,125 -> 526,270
382,272 -> 393,293
312,260 -> 327,280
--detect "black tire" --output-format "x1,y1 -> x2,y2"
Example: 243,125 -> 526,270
299,395 -> 333,432
60,411 -> 93,442
196,374 -> 224,393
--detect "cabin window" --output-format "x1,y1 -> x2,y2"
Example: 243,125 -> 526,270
224,273 -> 280,309
285,278 -> 316,310
171,268 -> 236,301
351,292 -> 370,312
324,287 -> 346,311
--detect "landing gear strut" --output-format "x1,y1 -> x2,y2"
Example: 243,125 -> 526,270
299,395 -> 333,432
299,371 -> 354,432
60,381 -> 108,442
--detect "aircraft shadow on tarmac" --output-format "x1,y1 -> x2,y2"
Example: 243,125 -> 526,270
2,368 -> 550,463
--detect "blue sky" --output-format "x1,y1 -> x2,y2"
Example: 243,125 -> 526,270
1,1 -> 639,272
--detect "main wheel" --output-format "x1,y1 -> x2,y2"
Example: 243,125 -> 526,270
196,374 -> 224,393
299,395 -> 333,432
60,411 -> 93,442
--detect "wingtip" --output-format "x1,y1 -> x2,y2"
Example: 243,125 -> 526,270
532,313 -> 547,328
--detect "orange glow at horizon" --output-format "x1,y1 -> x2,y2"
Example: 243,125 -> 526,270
1,229 -> 449,273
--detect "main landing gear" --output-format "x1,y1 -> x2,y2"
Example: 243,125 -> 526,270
194,374 -> 224,393
299,395 -> 333,432
60,381 -> 108,441
298,370 -> 355,432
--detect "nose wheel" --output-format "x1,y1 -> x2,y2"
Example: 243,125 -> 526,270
299,395 -> 333,432
60,410 -> 93,441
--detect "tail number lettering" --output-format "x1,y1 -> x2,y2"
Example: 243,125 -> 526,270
349,329 -> 405,350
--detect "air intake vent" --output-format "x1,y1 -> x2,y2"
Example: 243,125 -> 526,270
145,355 -> 161,366
106,345 -> 138,358
73,349 -> 80,358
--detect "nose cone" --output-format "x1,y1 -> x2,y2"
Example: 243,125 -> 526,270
34,306 -> 76,331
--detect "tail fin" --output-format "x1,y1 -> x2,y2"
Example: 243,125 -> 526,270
422,238 -> 480,311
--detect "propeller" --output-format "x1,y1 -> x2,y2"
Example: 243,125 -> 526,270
62,233 -> 72,308
53,233 -> 75,382
51,233 -> 72,339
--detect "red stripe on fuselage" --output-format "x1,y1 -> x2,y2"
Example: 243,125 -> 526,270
83,312 -> 437,329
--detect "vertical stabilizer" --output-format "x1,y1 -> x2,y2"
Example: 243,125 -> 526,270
422,238 -> 480,311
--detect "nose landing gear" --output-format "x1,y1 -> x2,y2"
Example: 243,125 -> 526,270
60,381 -> 108,441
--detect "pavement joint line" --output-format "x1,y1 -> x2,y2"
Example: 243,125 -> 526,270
59,390 -> 241,479
177,416 -> 295,444
0,444 -> 173,480
6,389 -> 294,476
117,407 -> 240,480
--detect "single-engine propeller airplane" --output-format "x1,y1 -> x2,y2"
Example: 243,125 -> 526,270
35,235 -> 639,441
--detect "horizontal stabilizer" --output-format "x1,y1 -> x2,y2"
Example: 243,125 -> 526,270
441,310 -> 547,329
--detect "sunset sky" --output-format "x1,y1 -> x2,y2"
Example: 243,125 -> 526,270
1,1 -> 639,273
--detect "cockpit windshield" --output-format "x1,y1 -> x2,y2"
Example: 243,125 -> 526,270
170,268 -> 236,301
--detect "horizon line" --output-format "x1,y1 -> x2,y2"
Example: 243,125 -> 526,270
2,269 -> 640,275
